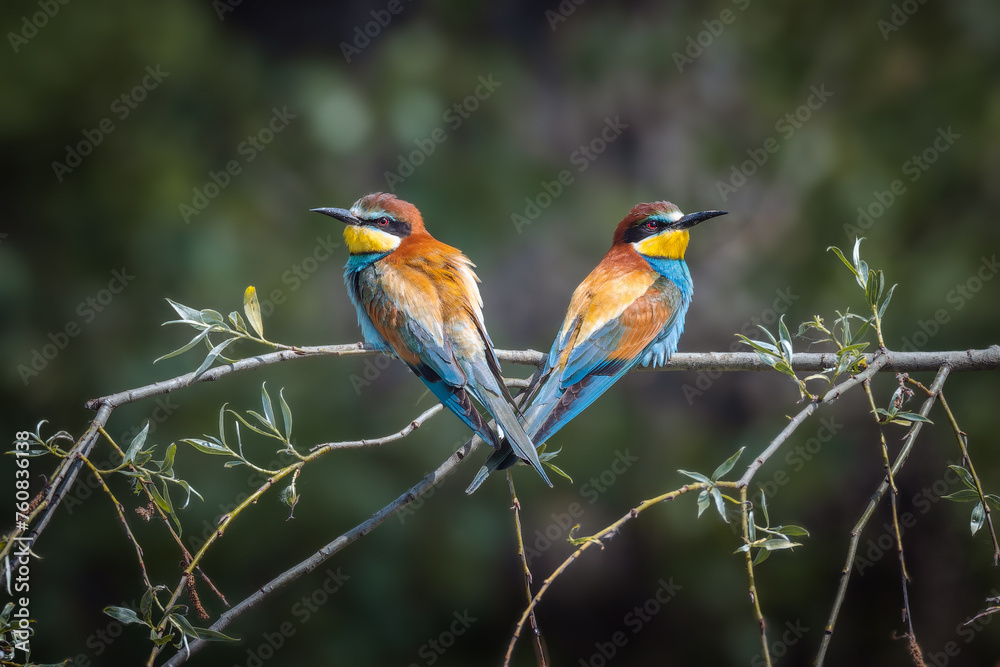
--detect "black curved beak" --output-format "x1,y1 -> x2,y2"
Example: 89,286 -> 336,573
674,209 -> 728,230
311,207 -> 360,225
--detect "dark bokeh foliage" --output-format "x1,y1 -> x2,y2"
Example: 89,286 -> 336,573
2,1 -> 999,665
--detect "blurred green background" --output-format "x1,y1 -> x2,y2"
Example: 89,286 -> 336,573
2,0 -> 1000,665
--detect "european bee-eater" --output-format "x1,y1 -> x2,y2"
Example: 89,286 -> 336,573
466,201 -> 726,493
312,193 -> 551,487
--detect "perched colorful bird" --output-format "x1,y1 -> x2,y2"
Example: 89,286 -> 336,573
312,193 -> 551,487
466,201 -> 726,493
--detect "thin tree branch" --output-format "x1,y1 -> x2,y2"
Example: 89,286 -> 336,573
740,486 -> 772,667
5,345 -> 996,585
737,352 -> 891,488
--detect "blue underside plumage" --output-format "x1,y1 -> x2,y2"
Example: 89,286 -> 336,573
466,255 -> 693,493
345,254 -> 550,483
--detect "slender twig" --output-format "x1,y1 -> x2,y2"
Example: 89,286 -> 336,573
98,426 -> 229,607
78,454 -> 154,594
816,365 -> 950,666
741,486 -> 771,667
507,472 -> 547,667
861,379 -> 919,657
502,482 -> 738,666
937,392 -> 1000,565
737,352 -> 890,488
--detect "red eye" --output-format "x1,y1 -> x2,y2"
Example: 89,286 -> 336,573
645,220 -> 657,230
377,217 -> 390,227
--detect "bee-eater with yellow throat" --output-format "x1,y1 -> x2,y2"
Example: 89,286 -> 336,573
312,193 -> 551,487
466,201 -> 726,493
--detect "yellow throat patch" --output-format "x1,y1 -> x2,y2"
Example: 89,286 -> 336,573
634,229 -> 690,259
343,225 -> 401,255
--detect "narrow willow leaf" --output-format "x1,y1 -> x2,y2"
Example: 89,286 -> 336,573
165,298 -> 204,324
712,446 -> 745,481
244,286 -> 264,338
543,462 -> 573,484
772,524 -> 810,537
104,606 -> 145,625
154,327 -> 213,364
827,245 -> 859,278
172,478 -> 203,509
191,627 -> 239,642
760,538 -> 802,551
678,469 -> 713,485
778,315 -> 793,359
261,383 -> 275,428
712,488 -> 727,522
985,494 -> 1000,512
229,311 -> 248,335
753,547 -> 771,565
125,423 -> 150,465
948,465 -> 977,490
191,337 -> 238,380
941,489 -> 981,502
756,324 -> 779,347
891,412 -> 933,425
181,438 -> 231,456
696,489 -> 711,518
279,388 -> 293,441
971,501 -> 986,536
158,443 -> 177,475
201,309 -> 225,325
759,491 -> 770,528
748,511 -> 756,543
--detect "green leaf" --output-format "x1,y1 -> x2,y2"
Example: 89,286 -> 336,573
165,298 -> 205,324
772,524 -> 810,537
125,423 -> 150,465
773,360 -> 795,376
278,388 -> 293,441
201,309 -> 225,325
104,606 -> 144,625
261,383 -> 276,430
229,310 -> 248,334
171,478 -> 203,510
191,337 -> 238,380
181,438 -> 232,456
778,315 -> 793,359
158,443 -> 177,475
985,494 -> 1000,512
971,501 -> 986,536
747,510 -> 756,543
711,446 -> 745,481
543,462 -> 573,484
712,488 -> 727,522
737,335 -> 780,358
244,286 -> 264,338
891,412 -> 933,426
758,491 -> 770,528
154,327 -> 213,364
190,627 -> 239,642
140,589 -> 153,621
160,482 -> 183,534
828,245 -> 859,278
948,465 -> 977,490
696,489 -> 711,518
752,547 -> 771,565
759,538 -> 802,551
941,489 -> 981,502
678,469 -> 713,485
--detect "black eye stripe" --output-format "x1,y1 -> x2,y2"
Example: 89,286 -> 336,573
363,215 -> 411,238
